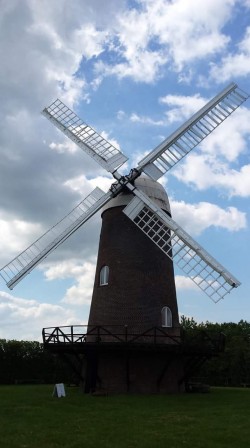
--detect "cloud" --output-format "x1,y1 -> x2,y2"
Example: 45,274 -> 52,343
44,259 -> 96,306
0,1 -> 113,239
130,113 -> 165,126
100,131 -> 121,151
0,1 -> 88,110
0,0 -> 249,341
171,200 -> 247,235
127,91 -> 250,167
174,154 -> 250,198
127,94 -> 250,200
49,140 -> 79,154
0,290 -> 81,341
92,0 -> 235,84
210,27 -> 250,82
64,174 -> 113,196
62,261 -> 96,306
0,213 -> 43,265
44,259 -> 91,281
175,275 -> 199,291
198,107 -> 250,162
94,51 -> 167,84
158,95 -> 250,163
146,0 -> 233,69
159,93 -> 206,123
166,98 -> 250,197
73,24 -> 109,60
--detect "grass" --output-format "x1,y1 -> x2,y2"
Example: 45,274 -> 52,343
0,386 -> 250,448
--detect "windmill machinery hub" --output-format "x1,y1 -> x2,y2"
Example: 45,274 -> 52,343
110,167 -> 141,197
0,82 -> 249,393
104,175 -> 171,215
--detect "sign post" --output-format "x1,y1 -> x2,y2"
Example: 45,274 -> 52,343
53,383 -> 66,398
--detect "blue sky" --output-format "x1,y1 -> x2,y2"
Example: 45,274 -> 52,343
0,0 -> 250,340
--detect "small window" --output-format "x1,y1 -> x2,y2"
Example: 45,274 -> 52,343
100,266 -> 109,286
161,306 -> 172,327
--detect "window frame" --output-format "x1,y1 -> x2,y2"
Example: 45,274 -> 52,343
99,265 -> 109,286
161,306 -> 173,328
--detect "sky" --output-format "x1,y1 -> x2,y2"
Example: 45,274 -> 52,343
0,0 -> 250,341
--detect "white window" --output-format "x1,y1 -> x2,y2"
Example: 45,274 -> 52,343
100,266 -> 109,286
161,306 -> 172,327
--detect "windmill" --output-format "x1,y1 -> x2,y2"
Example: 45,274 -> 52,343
0,82 -> 249,393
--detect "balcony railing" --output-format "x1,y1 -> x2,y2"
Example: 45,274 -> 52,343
43,325 -> 181,345
42,325 -> 225,353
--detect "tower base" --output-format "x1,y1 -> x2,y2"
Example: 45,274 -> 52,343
43,325 -> 225,394
83,346 -> 185,394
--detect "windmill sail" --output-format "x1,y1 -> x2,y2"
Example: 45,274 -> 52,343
123,188 -> 240,303
42,99 -> 128,173
138,83 -> 249,181
0,188 -> 112,290
0,81 -> 247,299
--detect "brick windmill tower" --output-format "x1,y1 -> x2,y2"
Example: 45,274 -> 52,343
88,176 -> 179,333
0,82 -> 248,393
86,176 -> 182,393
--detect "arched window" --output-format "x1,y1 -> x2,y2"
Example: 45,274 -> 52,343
161,306 -> 172,327
100,266 -> 109,286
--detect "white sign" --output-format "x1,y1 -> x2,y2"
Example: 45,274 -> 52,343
53,383 -> 66,398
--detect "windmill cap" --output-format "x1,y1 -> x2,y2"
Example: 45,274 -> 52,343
102,175 -> 171,215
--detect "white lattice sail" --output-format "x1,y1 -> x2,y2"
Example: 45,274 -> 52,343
138,83 -> 249,181
0,188 -> 112,289
0,81 -> 248,296
123,190 -> 240,303
42,99 -> 128,173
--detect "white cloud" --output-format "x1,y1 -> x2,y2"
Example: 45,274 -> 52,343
44,259 -> 96,306
160,93 -> 206,123
0,214 -> 43,265
129,95 -> 250,199
0,290 -> 81,341
93,4 -> 168,83
199,108 -> 250,162
166,99 -> 250,197
210,27 -> 250,82
94,51 -> 167,84
49,140 -> 78,154
64,174 -> 112,196
62,266 -> 96,306
93,0 -> 235,84
177,69 -> 194,84
0,0 -> 244,108
158,96 -> 250,164
130,113 -> 165,126
44,260 -> 88,281
130,94 -> 250,167
146,0 -> 233,69
117,110 -> 126,120
130,150 -> 152,169
174,154 -> 250,198
100,131 -> 121,151
1,2 -> 84,110
49,128 -> 121,157
171,200 -> 247,235
73,24 -> 109,60
175,275 -> 199,291
0,0 -> 249,340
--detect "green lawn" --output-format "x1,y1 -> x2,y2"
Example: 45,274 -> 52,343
0,385 -> 249,448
